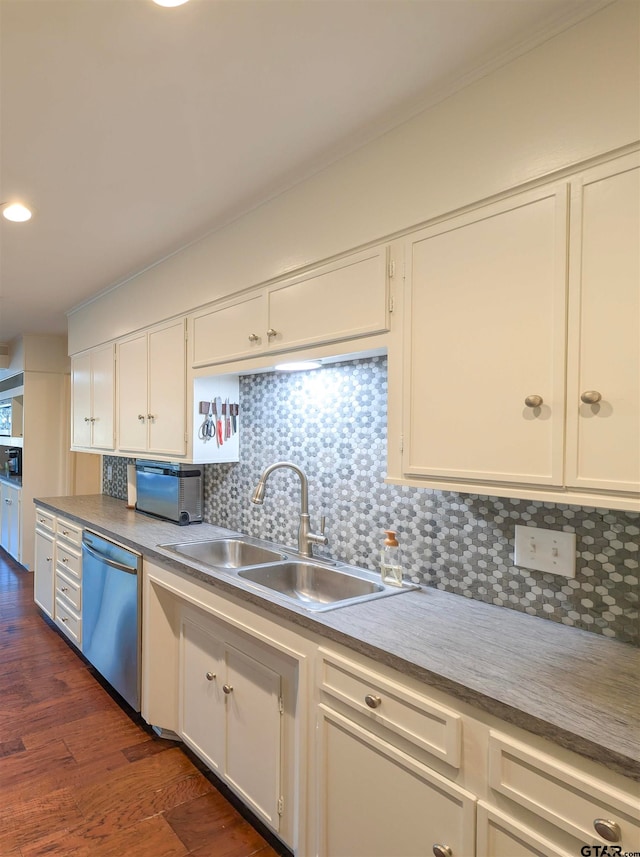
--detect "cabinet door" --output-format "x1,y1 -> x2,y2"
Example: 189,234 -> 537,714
477,802 -> 574,857
1,484 -> 20,559
267,246 -> 390,351
147,320 -> 186,456
566,153 -> 640,493
8,486 -> 20,559
224,643 -> 282,832
90,344 -> 115,450
180,616 -> 225,774
405,185 -> 568,487
192,292 -> 267,367
117,333 -> 148,453
71,352 -> 92,448
34,528 -> 55,618
317,705 -> 476,857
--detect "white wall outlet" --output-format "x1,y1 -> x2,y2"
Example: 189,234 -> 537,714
106,464 -> 113,481
514,525 -> 577,578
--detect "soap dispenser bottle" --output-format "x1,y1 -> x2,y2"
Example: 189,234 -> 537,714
380,530 -> 403,587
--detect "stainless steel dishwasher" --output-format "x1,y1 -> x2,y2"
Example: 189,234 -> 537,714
81,529 -> 142,711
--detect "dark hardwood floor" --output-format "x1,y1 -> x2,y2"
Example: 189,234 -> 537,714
0,549 -> 284,857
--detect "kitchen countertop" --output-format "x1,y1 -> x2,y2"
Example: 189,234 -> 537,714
36,493 -> 640,781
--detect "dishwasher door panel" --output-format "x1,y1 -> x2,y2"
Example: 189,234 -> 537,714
82,532 -> 141,711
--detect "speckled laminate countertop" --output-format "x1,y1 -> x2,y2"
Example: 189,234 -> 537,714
36,493 -> 640,781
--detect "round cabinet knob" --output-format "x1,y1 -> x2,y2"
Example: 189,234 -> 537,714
248,333 -> 259,343
62,557 -> 69,563
581,390 -> 602,405
524,395 -> 543,408
222,684 -> 234,695
433,845 -> 452,857
61,587 -> 68,593
364,694 -> 382,709
147,414 -> 155,421
266,328 -> 278,339
62,530 -> 69,535
138,414 -> 146,421
205,672 -> 216,682
46,556 -> 52,562
60,617 -> 68,624
593,819 -> 621,843
84,416 -> 91,422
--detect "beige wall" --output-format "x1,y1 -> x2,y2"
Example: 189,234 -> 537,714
68,0 -> 640,355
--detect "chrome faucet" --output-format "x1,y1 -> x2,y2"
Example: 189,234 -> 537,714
251,462 -> 328,558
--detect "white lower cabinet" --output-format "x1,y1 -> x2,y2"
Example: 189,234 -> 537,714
476,803 -> 574,857
315,645 -> 640,857
33,508 -> 83,646
317,705 -> 476,857
143,561 -> 639,857
1,481 -> 21,561
179,607 -> 286,834
34,524 -> 55,617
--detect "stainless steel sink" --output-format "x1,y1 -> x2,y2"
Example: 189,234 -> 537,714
237,560 -> 416,612
159,538 -> 287,569
158,536 -> 419,612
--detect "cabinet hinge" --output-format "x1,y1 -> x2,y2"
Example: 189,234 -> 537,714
388,296 -> 394,313
278,695 -> 284,715
399,434 -> 404,453
388,260 -> 395,279
277,796 -> 284,816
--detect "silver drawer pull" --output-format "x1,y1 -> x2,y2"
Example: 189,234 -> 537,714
223,684 -> 233,694
266,328 -> 278,339
205,672 -> 216,681
524,395 -> 543,408
46,556 -> 52,562
248,333 -> 259,343
433,846 -> 452,857
364,694 -> 381,709
62,557 -> 69,563
60,617 -> 68,623
593,819 -> 621,843
61,587 -> 69,593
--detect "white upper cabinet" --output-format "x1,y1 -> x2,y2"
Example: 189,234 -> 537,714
565,153 -> 640,493
118,319 -> 186,457
397,149 -> 639,510
404,183 -> 569,487
191,245 -> 392,367
71,344 -> 115,451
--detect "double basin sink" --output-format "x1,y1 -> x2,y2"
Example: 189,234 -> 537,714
159,536 -> 418,613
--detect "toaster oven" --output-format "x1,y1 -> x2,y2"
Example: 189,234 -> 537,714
135,460 -> 203,525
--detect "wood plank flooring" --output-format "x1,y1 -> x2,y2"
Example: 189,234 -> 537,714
0,549 -> 286,857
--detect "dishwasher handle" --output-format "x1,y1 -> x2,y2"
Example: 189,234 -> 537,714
83,542 -> 138,575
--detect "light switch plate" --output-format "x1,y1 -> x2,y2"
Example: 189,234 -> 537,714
514,525 -> 577,578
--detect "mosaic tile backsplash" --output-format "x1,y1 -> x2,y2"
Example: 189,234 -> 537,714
103,356 -> 639,645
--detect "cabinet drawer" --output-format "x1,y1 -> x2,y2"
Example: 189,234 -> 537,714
477,801 -> 574,857
56,543 -> 81,580
55,569 -> 81,613
56,517 -> 82,548
319,648 -> 461,767
488,731 -> 640,849
55,597 -> 81,647
35,508 -> 56,534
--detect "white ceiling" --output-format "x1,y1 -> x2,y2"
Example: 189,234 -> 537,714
0,0 -> 607,344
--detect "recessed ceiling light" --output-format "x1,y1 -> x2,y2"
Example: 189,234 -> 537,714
2,203 -> 32,223
152,0 -> 190,6
274,361 -> 323,372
